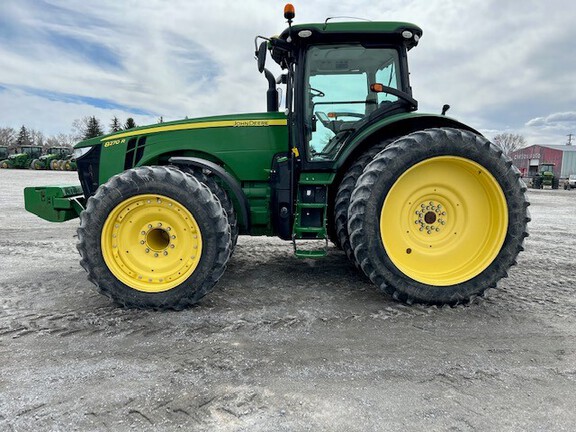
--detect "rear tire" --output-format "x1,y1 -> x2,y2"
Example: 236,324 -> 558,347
348,128 -> 529,305
334,139 -> 393,265
77,166 -> 231,310
50,160 -> 59,170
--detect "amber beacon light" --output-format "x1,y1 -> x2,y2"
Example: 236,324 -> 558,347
284,3 -> 295,21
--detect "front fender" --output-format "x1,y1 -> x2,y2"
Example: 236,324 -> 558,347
168,156 -> 251,234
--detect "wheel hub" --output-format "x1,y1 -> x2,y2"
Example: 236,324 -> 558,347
414,200 -> 447,235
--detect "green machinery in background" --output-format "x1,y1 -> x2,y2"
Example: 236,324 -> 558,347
1,146 -> 42,169
531,163 -> 559,189
30,147 -> 72,170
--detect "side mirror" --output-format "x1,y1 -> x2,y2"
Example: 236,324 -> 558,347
257,41 -> 267,73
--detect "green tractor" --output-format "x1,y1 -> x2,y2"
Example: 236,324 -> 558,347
531,163 -> 559,189
0,146 -> 8,161
24,5 -> 529,310
1,145 -> 42,169
30,147 -> 72,170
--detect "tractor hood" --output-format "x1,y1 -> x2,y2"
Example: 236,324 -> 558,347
74,112 -> 288,149
74,112 -> 289,197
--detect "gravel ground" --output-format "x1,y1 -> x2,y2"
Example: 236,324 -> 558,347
1,169 -> 575,431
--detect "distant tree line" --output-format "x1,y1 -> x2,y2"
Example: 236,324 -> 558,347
72,116 -> 138,140
0,116 -> 139,151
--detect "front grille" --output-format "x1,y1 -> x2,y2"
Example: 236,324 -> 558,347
77,145 -> 101,197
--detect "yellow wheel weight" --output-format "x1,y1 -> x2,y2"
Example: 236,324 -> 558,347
380,156 -> 508,286
101,194 -> 203,293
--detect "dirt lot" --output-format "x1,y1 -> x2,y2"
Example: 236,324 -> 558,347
1,169 -> 575,431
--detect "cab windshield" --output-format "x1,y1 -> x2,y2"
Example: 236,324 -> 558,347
304,44 -> 401,160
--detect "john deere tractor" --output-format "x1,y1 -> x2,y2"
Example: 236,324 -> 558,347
531,163 -> 559,189
30,147 -> 72,170
0,146 -> 8,161
24,5 -> 529,310
1,145 -> 42,169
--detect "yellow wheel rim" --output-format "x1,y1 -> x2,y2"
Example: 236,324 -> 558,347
101,194 -> 203,293
380,156 -> 508,286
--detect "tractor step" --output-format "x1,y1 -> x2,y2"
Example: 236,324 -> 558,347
291,173 -> 335,259
292,236 -> 329,258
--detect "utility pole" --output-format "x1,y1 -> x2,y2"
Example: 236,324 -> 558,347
568,134 -> 573,145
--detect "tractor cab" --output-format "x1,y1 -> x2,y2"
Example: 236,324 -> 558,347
539,163 -> 555,175
20,146 -> 43,159
256,5 -> 421,169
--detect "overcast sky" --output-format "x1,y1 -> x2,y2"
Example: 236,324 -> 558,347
0,0 -> 574,145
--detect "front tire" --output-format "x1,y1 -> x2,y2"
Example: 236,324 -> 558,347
179,166 -> 238,253
348,128 -> 529,305
77,166 -> 231,309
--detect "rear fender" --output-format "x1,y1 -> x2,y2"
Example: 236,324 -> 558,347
335,113 -> 481,172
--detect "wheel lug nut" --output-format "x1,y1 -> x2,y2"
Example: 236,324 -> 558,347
140,240 -> 145,245
170,244 -> 175,249
141,231 -> 146,235
154,253 -> 158,257
158,223 -> 162,227
171,235 -> 176,239
148,224 -> 152,229
163,251 -> 168,256
145,248 -> 150,253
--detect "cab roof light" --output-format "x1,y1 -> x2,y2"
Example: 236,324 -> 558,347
284,4 -> 295,22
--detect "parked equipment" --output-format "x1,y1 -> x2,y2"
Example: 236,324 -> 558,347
24,5 -> 529,309
30,147 -> 72,170
532,163 -> 559,189
1,146 -> 42,169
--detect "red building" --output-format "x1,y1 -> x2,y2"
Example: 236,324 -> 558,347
510,145 -> 576,178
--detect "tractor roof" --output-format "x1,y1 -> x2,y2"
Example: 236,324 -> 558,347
271,21 -> 422,67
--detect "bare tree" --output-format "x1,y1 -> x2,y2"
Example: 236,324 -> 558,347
55,133 -> 76,148
493,133 -> 527,156
0,127 -> 16,147
29,129 -> 45,147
